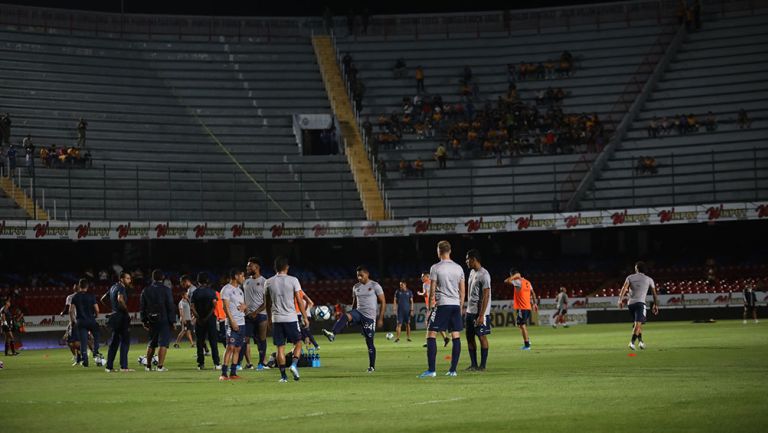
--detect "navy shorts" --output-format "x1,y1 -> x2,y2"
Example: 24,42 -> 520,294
465,313 -> 492,336
67,324 -> 79,343
628,303 -> 647,323
515,309 -> 531,326
349,309 -> 376,339
397,309 -> 411,325
148,322 -> 171,348
554,308 -> 567,316
226,325 -> 246,348
272,321 -> 302,346
428,305 -> 463,332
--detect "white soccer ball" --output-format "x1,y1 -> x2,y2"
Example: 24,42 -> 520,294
94,355 -> 105,367
0,360 -> 4,369
385,332 -> 394,340
314,305 -> 332,321
138,355 -> 159,366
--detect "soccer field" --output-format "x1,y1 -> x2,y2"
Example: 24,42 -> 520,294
2,321 -> 766,433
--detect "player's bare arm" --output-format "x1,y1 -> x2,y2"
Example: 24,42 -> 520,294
617,281 -> 629,308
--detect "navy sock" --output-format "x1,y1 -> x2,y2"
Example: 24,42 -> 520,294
279,364 -> 287,379
524,340 -> 530,348
427,337 -> 437,372
237,346 -> 246,366
258,339 -> 267,365
468,348 -> 478,367
220,364 -> 228,377
449,338 -> 461,372
480,348 -> 488,368
631,334 -> 638,343
230,364 -> 237,376
365,336 -> 376,368
332,314 -> 348,335
638,333 -> 643,342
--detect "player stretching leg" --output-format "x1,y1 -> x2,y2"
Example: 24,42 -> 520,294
419,240 -> 465,378
618,261 -> 659,350
322,266 -> 386,372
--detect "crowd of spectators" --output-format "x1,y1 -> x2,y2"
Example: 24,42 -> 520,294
1,114 -> 92,177
647,109 -> 752,137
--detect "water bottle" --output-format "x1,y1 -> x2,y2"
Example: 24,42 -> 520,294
315,350 -> 321,368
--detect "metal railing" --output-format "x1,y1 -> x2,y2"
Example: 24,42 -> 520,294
5,164 -> 360,221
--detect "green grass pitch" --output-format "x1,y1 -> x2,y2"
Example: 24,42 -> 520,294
1,320 -> 766,433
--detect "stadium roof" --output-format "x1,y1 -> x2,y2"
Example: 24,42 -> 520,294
5,0 -> 624,17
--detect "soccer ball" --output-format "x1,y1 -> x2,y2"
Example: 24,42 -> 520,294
0,360 -> 4,369
385,332 -> 394,340
138,355 -> 159,366
314,305 -> 332,321
94,354 -> 106,367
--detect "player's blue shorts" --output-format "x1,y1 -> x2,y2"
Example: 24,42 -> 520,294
148,322 -> 171,348
349,309 -> 376,339
429,305 -> 463,332
273,321 -> 301,346
465,313 -> 492,336
628,302 -> 647,323
226,325 -> 246,348
397,308 -> 411,325
515,309 -> 532,326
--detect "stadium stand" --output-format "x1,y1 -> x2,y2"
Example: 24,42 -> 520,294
0,28 -> 365,220
581,9 -> 768,209
336,15 -> 680,217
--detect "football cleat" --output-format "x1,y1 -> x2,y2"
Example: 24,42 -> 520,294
289,364 -> 300,381
367,367 -> 375,373
322,329 -> 335,342
445,371 -> 457,377
418,370 -> 437,378
628,342 -> 636,350
638,341 -> 646,350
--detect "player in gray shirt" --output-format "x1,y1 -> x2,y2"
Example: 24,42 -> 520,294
618,261 -> 659,350
464,249 -> 491,371
420,240 -> 466,378
322,265 -> 385,373
238,257 -> 268,370
553,287 -> 569,329
265,257 -> 307,382
174,292 -> 194,348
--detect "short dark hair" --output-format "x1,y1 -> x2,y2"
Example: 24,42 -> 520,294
466,249 -> 481,263
229,268 -> 244,280
247,257 -> 261,267
635,261 -> 647,273
356,265 -> 369,274
509,267 -> 520,276
274,256 -> 289,272
119,271 -> 131,279
196,272 -> 209,285
78,278 -> 89,289
152,269 -> 164,282
180,274 -> 192,283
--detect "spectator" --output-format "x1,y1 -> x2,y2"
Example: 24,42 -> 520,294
393,58 -> 407,79
636,156 -> 658,176
353,79 -> 365,111
737,109 -> 752,129
506,64 -> 516,84
342,53 -> 352,75
434,143 -> 447,169
687,113 -> 698,132
77,118 -> 88,147
660,116 -> 671,135
399,159 -> 409,178
376,160 -> 387,179
413,159 -> 424,177
704,111 -> 717,132
6,144 -> 16,175
677,114 -> 688,135
363,116 -> 373,141
647,117 -> 659,138
559,50 -> 574,77
0,113 -> 11,146
22,134 -> 32,149
24,144 -> 34,177
40,146 -> 50,168
415,66 -> 425,93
